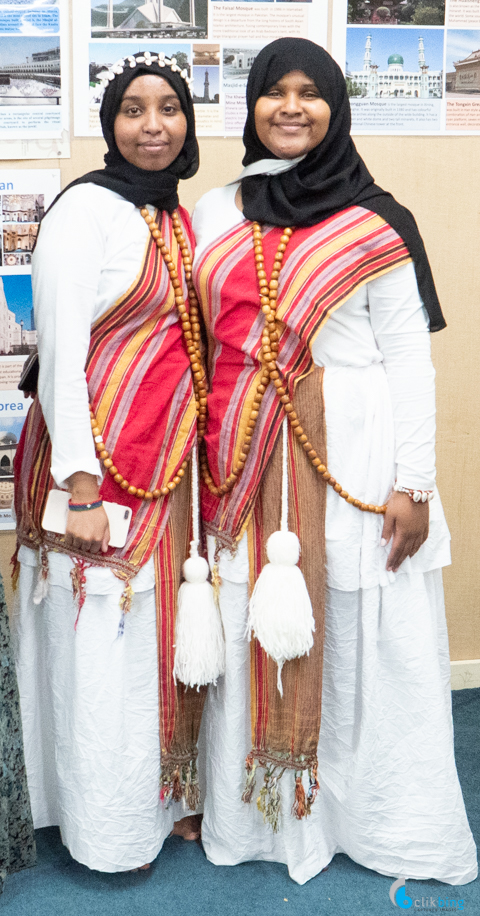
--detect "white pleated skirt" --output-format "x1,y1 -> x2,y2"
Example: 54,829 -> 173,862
201,572 -> 477,886
202,363 -> 476,884
12,549 -> 196,872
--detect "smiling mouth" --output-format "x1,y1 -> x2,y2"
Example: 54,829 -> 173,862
140,143 -> 168,151
274,123 -> 308,132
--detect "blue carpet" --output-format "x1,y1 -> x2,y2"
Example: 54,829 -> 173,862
2,689 -> 479,916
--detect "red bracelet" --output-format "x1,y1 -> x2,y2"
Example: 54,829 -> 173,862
68,499 -> 103,512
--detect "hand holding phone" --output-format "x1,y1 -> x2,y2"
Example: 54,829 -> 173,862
65,503 -> 110,554
42,490 -> 132,549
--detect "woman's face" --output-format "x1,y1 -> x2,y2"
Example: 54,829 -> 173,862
254,70 -> 331,160
114,74 -> 187,171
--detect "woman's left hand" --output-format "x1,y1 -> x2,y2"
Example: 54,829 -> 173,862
381,491 -> 429,573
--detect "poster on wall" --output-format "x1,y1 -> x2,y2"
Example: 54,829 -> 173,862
0,0 -> 69,151
73,0 -> 328,137
331,0 -> 480,135
0,169 -> 60,530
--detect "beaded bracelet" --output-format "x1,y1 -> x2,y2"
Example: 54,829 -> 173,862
393,484 -> 433,504
68,499 -> 104,512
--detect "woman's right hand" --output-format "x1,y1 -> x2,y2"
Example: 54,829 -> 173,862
65,505 -> 110,554
64,471 -> 110,554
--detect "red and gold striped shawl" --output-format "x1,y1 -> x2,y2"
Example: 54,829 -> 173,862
195,206 -> 412,547
15,207 -> 197,578
14,208 -> 207,800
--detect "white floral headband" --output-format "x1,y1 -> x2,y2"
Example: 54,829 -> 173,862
97,51 -> 194,101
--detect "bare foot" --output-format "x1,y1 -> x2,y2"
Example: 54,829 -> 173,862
129,863 -> 151,873
171,815 -> 201,841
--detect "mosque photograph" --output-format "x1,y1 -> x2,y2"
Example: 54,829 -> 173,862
192,66 -> 220,104
346,27 -> 443,98
2,195 -> 44,224
193,45 -> 220,68
223,47 -> 261,85
91,0 -> 207,39
0,415 -> 25,511
347,0 -> 445,25
0,419 -> 22,482
446,31 -> 480,97
0,276 -> 37,358
0,37 -> 60,107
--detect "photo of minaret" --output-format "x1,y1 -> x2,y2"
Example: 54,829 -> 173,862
192,63 -> 219,104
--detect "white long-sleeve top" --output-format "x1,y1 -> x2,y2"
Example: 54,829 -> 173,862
193,184 -> 451,590
26,183 -> 161,595
33,183 -> 157,489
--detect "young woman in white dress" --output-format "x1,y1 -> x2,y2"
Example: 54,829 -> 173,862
192,39 -> 477,886
13,52 -> 206,872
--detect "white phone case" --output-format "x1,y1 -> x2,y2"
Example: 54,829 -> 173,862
42,490 -> 132,549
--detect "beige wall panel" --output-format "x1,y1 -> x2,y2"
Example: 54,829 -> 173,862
354,137 -> 480,661
0,133 -> 478,660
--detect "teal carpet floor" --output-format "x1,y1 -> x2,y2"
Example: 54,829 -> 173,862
2,688 -> 479,916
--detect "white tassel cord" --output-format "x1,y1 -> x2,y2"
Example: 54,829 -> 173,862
32,570 -> 48,606
32,547 -> 49,605
247,418 -> 315,696
173,444 -> 226,688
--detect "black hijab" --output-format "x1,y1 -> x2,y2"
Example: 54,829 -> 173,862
241,38 -> 445,332
55,53 -> 199,212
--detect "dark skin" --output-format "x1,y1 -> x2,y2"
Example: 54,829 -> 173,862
236,68 -> 430,574
381,491 -> 429,573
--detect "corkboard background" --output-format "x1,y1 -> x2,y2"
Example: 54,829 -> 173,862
0,4 -> 478,662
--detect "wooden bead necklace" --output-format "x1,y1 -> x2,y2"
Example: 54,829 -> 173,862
201,222 -> 387,516
89,208 -> 207,501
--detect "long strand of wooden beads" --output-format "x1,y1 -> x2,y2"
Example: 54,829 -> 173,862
168,211 -> 208,443
199,361 -> 271,497
89,407 -> 189,500
143,209 -> 208,441
252,222 -> 387,516
88,209 -> 207,501
199,224 -> 291,498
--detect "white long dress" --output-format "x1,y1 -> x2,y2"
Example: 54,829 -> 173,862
12,184 -> 197,872
192,186 -> 478,886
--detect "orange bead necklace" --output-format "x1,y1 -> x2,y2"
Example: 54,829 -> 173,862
202,222 -> 387,516
89,208 -> 207,502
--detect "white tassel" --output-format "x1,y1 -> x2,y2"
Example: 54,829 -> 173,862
33,547 -> 49,605
173,445 -> 226,688
32,570 -> 49,605
174,551 -> 225,688
247,419 -> 315,696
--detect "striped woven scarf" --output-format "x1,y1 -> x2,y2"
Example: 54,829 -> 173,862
194,205 -> 411,824
197,206 -> 411,547
14,207 -> 206,804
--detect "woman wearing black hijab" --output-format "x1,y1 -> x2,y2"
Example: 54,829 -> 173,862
13,53 -> 207,871
193,40 -> 477,885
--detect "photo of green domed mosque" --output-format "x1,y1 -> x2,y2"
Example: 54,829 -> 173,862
346,27 -> 444,98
